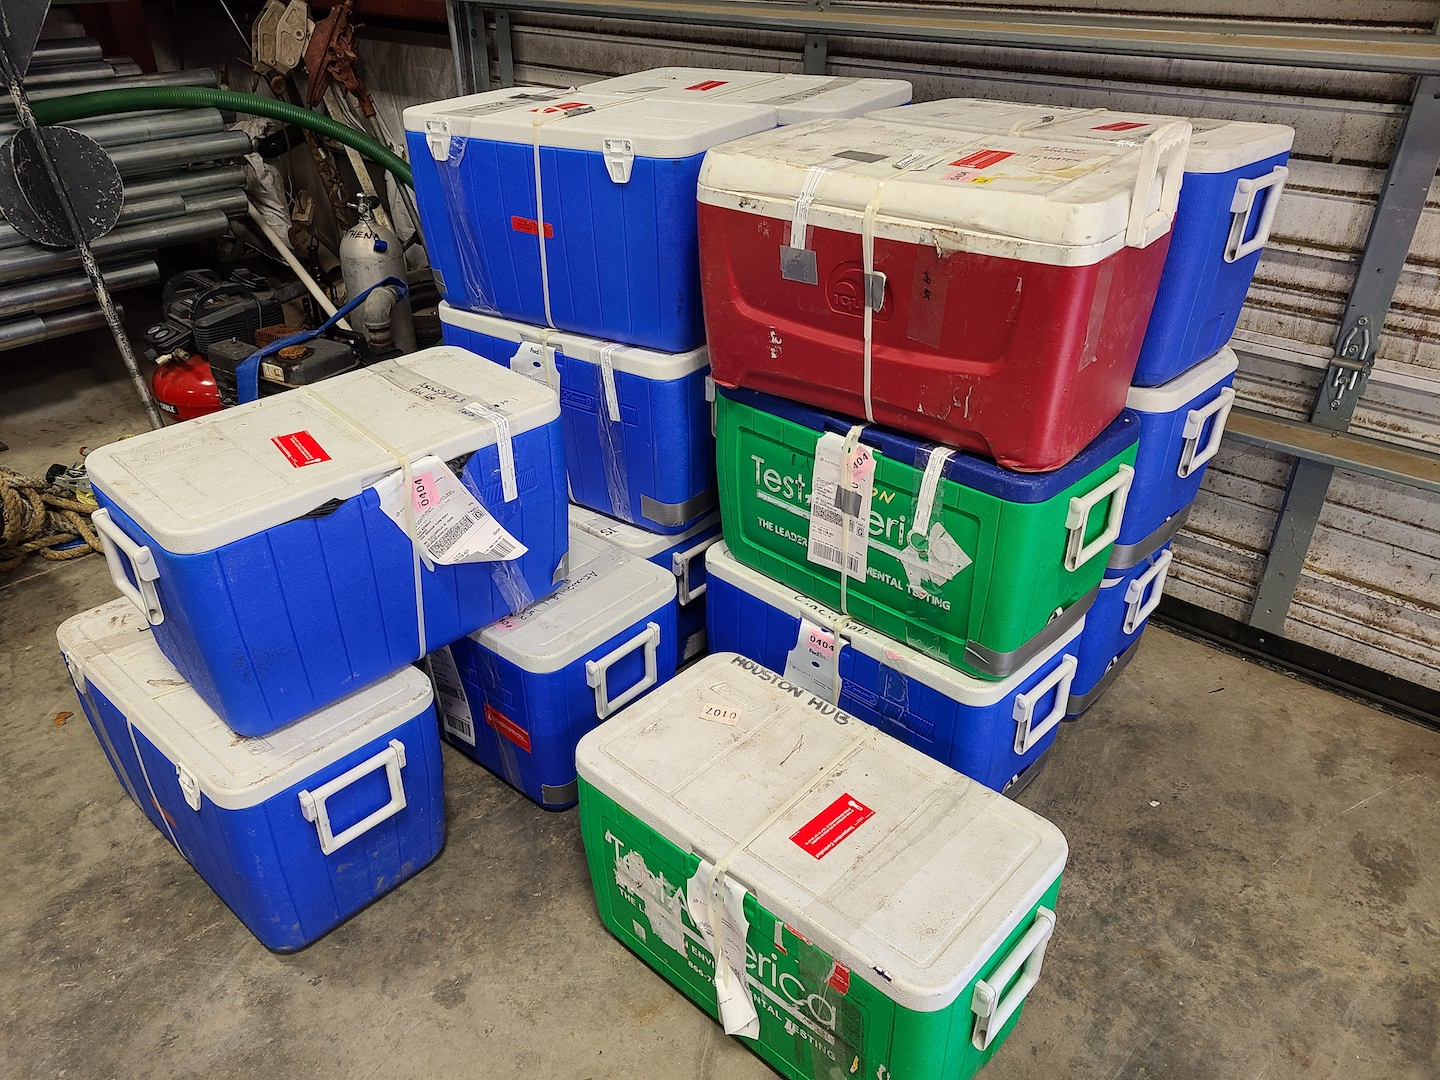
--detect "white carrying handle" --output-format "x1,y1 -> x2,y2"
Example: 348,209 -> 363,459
1123,548 -> 1173,635
1224,165 -> 1288,263
673,536 -> 721,606
1178,386 -> 1236,479
1012,654 -> 1077,755
586,621 -> 661,719
298,739 -> 408,856
971,906 -> 1057,1051
92,507 -> 165,625
1125,121 -> 1189,248
1064,464 -> 1134,572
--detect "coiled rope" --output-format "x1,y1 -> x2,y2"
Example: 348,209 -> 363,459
0,467 -> 102,573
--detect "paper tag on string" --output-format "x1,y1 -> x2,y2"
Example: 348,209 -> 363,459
806,433 -> 873,582
375,454 -> 527,564
430,646 -> 476,746
782,618 -> 839,699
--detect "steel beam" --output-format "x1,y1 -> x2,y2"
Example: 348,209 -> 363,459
803,33 -> 827,76
1248,75 -> 1440,634
455,0 -> 1440,75
446,0 -> 490,94
1224,408 -> 1440,496
494,10 -> 516,88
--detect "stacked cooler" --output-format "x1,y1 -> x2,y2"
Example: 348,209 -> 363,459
868,99 -> 1292,715
56,347 -> 570,949
401,75 -> 914,807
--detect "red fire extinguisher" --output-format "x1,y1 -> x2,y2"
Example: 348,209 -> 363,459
150,352 -> 222,423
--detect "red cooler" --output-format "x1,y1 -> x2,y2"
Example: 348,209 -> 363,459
698,117 -> 1189,472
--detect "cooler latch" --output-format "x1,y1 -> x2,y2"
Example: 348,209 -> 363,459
425,119 -> 452,162
603,139 -> 634,184
176,765 -> 202,811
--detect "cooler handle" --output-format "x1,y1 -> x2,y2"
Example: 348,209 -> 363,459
1225,165 -> 1288,263
586,621 -> 661,719
971,906 -> 1057,1051
1012,655 -> 1077,755
1178,386 -> 1236,479
298,739 -> 408,856
92,508 -> 165,625
673,536 -> 721,606
1125,121 -> 1189,248
1064,464 -> 1134,572
1123,548 -> 1173,635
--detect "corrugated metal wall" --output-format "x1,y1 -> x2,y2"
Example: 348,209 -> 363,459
365,5 -> 1440,689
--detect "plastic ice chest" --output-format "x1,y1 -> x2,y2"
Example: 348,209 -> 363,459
405,88 -> 775,352
586,68 -> 912,124
705,540 -> 1081,792
577,652 -> 1068,1080
86,347 -> 569,736
1066,542 -> 1173,718
698,115 -> 1187,471
441,526 -> 678,808
570,502 -> 722,666
1111,345 -> 1237,569
440,303 -> 716,533
716,385 -> 1137,678
57,599 -> 445,952
871,100 -> 1292,386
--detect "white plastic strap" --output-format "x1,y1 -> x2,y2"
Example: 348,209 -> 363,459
1012,654 -> 1077,755
1225,165 -> 1288,263
531,112 -> 557,328
672,535 -> 721,606
92,507 -> 164,625
585,621 -> 661,719
1123,548 -> 1173,635
1177,386 -> 1235,479
463,402 -> 519,502
971,907 -> 1057,1051
1008,106 -> 1104,136
1064,464 -> 1134,573
298,739 -> 409,856
789,166 -> 829,249
126,719 -> 184,853
1125,121 -> 1189,248
597,343 -> 623,422
909,446 -> 954,545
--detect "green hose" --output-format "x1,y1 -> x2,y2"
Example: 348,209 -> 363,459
30,86 -> 413,186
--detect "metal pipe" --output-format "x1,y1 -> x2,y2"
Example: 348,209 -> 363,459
0,259 -> 157,319
0,303 -> 123,352
0,107 -> 227,146
20,62 -> 118,87
0,187 -> 248,250
4,69 -> 219,112
106,130 -> 254,178
179,188 -> 250,216
0,211 -> 232,285
246,202 -> 347,326
27,39 -> 104,69
123,164 -> 246,201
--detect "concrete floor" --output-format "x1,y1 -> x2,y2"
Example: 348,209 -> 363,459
3,331 -> 1439,1079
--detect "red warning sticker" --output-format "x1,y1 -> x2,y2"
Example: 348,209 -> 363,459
511,215 -> 555,238
827,962 -> 851,995
790,793 -> 874,859
485,703 -> 532,752
1091,121 -> 1148,132
949,148 -> 1014,170
271,430 -> 330,468
685,79 -> 729,91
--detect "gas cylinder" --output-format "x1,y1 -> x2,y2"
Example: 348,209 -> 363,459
150,352 -> 222,422
340,196 -> 415,352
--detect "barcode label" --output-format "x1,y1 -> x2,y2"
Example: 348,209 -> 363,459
431,646 -> 476,746
806,431 -> 874,582
374,454 -> 528,565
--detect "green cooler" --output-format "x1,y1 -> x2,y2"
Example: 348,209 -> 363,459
716,386 -> 1138,678
577,652 -> 1068,1080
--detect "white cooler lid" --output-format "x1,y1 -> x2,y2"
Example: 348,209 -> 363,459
440,302 -> 710,379
569,503 -> 721,562
587,68 -> 912,124
871,99 -> 1292,174
706,540 -> 1083,706
86,346 -> 559,555
473,525 -> 675,673
404,87 -> 773,159
698,115 -> 1187,257
57,599 -> 433,811
1126,344 -> 1238,414
576,653 -> 1069,1012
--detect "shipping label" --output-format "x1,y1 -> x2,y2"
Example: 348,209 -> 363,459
374,453 -> 527,564
806,433 -> 873,582
431,645 -> 476,746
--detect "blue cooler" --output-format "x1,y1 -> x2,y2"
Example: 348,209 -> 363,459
1066,542 -> 1173,718
586,68 -> 912,124
440,526 -> 679,809
440,303 -> 715,533
569,502 -> 722,666
1110,345 -> 1237,569
404,88 -> 774,352
705,540 -> 1083,794
86,348 -> 569,736
869,101 -> 1292,384
57,599 -> 445,952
